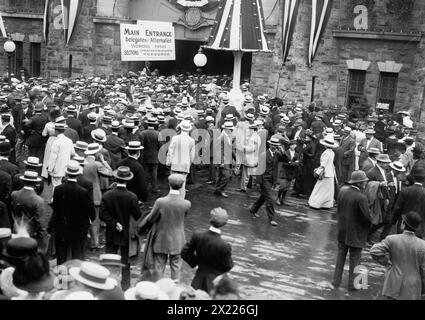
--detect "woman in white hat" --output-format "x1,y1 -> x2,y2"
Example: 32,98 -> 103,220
308,134 -> 337,209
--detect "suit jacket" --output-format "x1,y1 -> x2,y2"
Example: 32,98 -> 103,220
279,150 -> 300,180
358,137 -> 383,167
140,128 -> 160,164
361,157 -> 376,173
370,231 -> 425,300
181,229 -> 233,293
104,134 -> 126,170
82,156 -> 112,206
1,124 -> 16,147
100,186 -> 141,246
52,181 -> 95,239
76,175 -> 94,203
0,159 -> 19,178
11,188 -> 48,238
117,157 -> 148,202
366,165 -> 391,182
339,135 -> 356,166
25,113 -> 49,147
64,127 -> 79,144
66,117 -> 83,137
392,184 -> 425,238
0,200 -> 10,229
147,192 -> 191,255
258,149 -> 280,184
78,110 -> 90,128
48,134 -> 75,177
81,123 -> 97,143
166,132 -> 195,173
213,131 -> 234,166
0,170 -> 11,205
12,173 -> 43,195
337,185 -> 371,248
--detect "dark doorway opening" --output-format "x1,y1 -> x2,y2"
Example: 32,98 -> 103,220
128,40 -> 252,82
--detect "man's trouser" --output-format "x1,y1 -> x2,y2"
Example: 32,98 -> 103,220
153,253 -> 181,281
55,236 -> 86,265
332,241 -> 362,291
215,165 -> 231,193
106,243 -> 130,290
250,178 -> 275,221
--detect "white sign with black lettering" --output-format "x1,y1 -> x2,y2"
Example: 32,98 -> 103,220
120,22 -> 175,61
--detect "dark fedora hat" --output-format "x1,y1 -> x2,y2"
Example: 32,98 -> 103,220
411,165 -> 425,177
113,166 -> 134,181
348,170 -> 369,184
403,211 -> 422,230
0,141 -> 11,155
3,237 -> 38,261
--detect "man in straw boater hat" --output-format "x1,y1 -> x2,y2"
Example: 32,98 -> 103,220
51,160 -> 95,265
370,211 -> 425,300
166,120 -> 195,199
213,121 -> 235,198
360,147 -> 381,173
12,156 -> 44,195
392,165 -> 425,237
100,166 -> 142,290
248,135 -> 282,227
357,127 -> 383,169
181,207 -> 233,293
0,140 -> 19,178
0,113 -> 17,164
104,120 -> 126,170
11,171 -> 49,252
97,254 -> 125,300
332,170 -> 372,291
47,122 -> 75,190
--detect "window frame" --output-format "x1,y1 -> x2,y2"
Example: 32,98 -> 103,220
30,42 -> 41,77
346,69 -> 366,107
377,72 -> 398,113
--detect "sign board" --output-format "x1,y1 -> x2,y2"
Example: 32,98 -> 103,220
120,22 -> 175,61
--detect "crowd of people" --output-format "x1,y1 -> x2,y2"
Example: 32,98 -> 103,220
0,67 -> 423,300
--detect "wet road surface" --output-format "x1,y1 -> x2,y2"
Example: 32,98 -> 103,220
43,170 -> 388,300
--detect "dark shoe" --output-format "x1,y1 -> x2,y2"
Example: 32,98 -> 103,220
270,220 -> 278,227
206,180 -> 215,184
152,189 -> 160,194
213,190 -> 221,196
249,208 -> 260,218
239,189 -> 246,193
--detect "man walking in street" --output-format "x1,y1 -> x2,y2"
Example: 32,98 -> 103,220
214,121 -> 235,198
100,166 -> 142,290
332,170 -> 371,291
146,174 -> 191,281
140,117 -> 161,194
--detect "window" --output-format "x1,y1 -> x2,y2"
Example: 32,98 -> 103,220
346,70 -> 366,107
14,41 -> 23,75
377,72 -> 398,113
30,43 -> 41,76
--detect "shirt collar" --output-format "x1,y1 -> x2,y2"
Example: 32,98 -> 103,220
414,182 -> 423,186
0,156 -> 8,161
116,183 -> 126,188
169,190 -> 180,195
67,178 -> 77,182
24,186 -> 34,191
351,185 -> 360,191
209,226 -> 221,234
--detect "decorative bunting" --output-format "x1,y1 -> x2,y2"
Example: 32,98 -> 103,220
66,0 -> 84,45
43,0 -> 51,43
308,0 -> 333,66
281,0 -> 300,64
0,12 -> 7,38
205,0 -> 269,52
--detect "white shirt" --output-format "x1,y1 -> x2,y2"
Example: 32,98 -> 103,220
169,190 -> 180,195
209,226 -> 221,234
377,164 -> 387,182
116,183 -> 126,188
289,150 -> 295,160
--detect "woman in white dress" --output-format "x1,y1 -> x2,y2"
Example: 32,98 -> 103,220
308,134 -> 337,209
41,109 -> 61,179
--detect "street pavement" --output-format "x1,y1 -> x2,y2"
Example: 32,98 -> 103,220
42,169 -> 388,300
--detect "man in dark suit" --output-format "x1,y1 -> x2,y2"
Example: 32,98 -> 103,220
214,121 -> 235,198
77,99 -> 92,128
339,127 -> 356,183
392,165 -> 425,238
181,207 -> 233,293
25,102 -> 48,161
332,171 -> 371,291
117,141 -> 148,203
100,166 -> 142,290
12,156 -> 44,195
140,118 -> 161,194
104,121 -> 126,170
249,136 -> 281,227
146,174 -> 191,281
366,154 -> 392,182
0,142 -> 19,177
1,114 -> 17,164
72,155 -> 93,203
65,105 -> 83,137
51,161 -> 95,265
276,140 -> 300,206
81,112 -> 98,143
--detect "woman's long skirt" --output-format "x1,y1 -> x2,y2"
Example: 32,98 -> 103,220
308,177 -> 335,209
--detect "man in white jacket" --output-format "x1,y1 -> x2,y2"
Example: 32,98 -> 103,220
240,123 -> 261,192
48,123 -> 75,189
166,120 -> 195,199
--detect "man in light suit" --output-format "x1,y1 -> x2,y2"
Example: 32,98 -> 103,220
214,121 -> 235,198
166,120 -> 195,199
358,128 -> 383,169
371,211 -> 425,300
48,123 -> 75,189
146,174 -> 191,281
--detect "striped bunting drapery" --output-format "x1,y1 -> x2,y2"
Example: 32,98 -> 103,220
43,0 -> 51,44
54,0 -> 84,45
281,0 -> 300,64
0,12 -> 7,38
66,0 -> 84,45
205,0 -> 269,52
308,0 -> 333,66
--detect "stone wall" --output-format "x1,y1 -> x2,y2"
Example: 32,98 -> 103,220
251,0 -> 424,118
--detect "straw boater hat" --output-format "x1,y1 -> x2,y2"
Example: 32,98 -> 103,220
91,128 -> 107,143
320,135 -> 337,148
179,120 -> 192,132
19,171 -> 42,182
73,155 -> 85,166
376,154 -> 392,163
124,281 -> 169,300
84,143 -> 102,155
367,147 -> 380,155
65,291 -> 95,300
222,121 -> 235,130
364,128 -> 376,135
348,170 -> 369,184
99,254 -> 125,267
113,166 -> 134,181
65,160 -> 83,176
23,156 -> 42,167
125,141 -> 144,151
74,141 -> 88,151
389,161 -> 406,172
268,136 -> 281,146
69,261 -> 116,290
